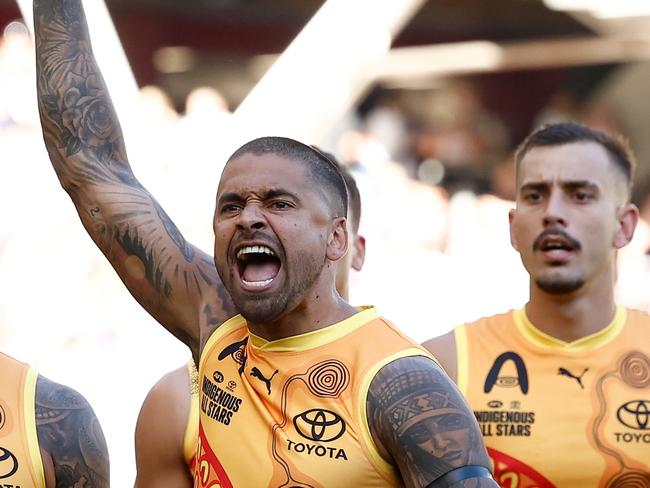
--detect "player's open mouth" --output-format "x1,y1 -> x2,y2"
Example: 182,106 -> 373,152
236,245 -> 282,290
537,235 -> 576,263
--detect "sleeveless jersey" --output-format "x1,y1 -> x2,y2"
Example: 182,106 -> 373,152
455,306 -> 650,487
0,352 -> 46,487
194,307 -> 431,488
184,359 -> 199,476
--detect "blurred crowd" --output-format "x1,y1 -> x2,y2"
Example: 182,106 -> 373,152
337,82 -> 650,337
3,20 -> 650,484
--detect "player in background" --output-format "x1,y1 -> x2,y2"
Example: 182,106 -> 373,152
425,122 -> 650,487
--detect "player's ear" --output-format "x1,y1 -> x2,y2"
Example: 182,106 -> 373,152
509,208 -> 520,251
351,235 -> 366,271
327,217 -> 348,262
614,203 -> 639,249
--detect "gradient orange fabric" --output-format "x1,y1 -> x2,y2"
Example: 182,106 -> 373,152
456,307 -> 650,487
194,307 -> 431,487
0,352 -> 45,487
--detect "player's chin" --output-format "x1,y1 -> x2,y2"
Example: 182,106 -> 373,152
234,295 -> 287,324
535,272 -> 585,295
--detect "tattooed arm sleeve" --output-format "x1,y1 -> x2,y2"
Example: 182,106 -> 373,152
33,0 -> 235,354
367,355 -> 498,488
35,375 -> 109,488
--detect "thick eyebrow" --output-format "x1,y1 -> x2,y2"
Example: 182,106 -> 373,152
519,180 -> 599,193
217,192 -> 243,206
562,180 -> 600,193
262,188 -> 300,202
216,188 -> 300,207
519,181 -> 548,194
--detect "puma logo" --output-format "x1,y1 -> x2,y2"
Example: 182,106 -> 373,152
251,367 -> 278,395
558,367 -> 588,389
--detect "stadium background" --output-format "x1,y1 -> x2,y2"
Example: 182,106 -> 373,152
1,0 -> 650,484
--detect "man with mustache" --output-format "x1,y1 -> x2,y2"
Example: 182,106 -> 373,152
34,0 -> 498,486
425,122 -> 650,487
133,160 -> 367,488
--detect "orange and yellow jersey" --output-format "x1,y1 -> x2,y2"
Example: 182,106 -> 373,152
194,307 -> 431,488
184,359 -> 200,476
455,306 -> 650,488
0,352 -> 46,487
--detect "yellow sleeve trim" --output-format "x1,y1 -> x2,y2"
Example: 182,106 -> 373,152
183,360 -> 200,466
24,369 -> 46,488
454,325 -> 469,396
358,348 -> 435,483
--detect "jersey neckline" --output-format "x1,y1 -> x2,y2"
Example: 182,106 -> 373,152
512,305 -> 626,352
249,306 -> 377,352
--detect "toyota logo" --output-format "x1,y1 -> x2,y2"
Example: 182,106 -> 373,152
0,447 -> 18,479
617,400 -> 650,430
293,409 -> 346,442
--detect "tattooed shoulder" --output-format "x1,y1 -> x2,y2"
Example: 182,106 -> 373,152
35,375 -> 110,488
366,355 -> 494,487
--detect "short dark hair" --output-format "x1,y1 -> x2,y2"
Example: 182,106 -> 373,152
515,122 -> 636,190
313,148 -> 362,233
228,137 -> 348,219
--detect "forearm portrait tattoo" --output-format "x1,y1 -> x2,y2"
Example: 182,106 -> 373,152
368,356 -> 494,487
35,376 -> 109,488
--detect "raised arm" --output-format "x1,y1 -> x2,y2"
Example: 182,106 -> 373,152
33,0 -> 235,356
367,356 -> 497,488
35,375 -> 109,488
